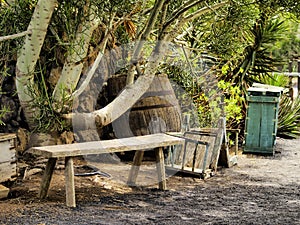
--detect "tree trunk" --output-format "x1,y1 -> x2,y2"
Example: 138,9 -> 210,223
91,1 -> 229,128
52,4 -> 100,109
93,41 -> 170,128
66,1 -> 229,130
15,0 -> 57,130
72,13 -> 116,99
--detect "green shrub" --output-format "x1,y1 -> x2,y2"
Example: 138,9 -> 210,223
218,80 -> 245,129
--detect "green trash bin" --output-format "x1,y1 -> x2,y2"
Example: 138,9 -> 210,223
244,84 -> 284,155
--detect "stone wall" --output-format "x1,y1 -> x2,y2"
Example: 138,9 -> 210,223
0,71 -> 26,133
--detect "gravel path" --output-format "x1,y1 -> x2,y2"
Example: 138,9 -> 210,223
0,138 -> 299,225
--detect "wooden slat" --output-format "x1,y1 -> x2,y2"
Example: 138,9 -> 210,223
245,102 -> 261,148
0,133 -> 16,141
0,162 -> 17,182
29,133 -> 184,158
260,103 -> 276,149
0,142 -> 16,162
207,128 -> 225,171
165,164 -> 212,179
169,128 -> 224,174
251,83 -> 285,92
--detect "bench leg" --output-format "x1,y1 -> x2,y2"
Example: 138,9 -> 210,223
155,147 -> 166,190
39,158 -> 57,199
127,151 -> 144,186
65,157 -> 76,207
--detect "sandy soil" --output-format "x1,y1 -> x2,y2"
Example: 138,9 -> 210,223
0,138 -> 299,225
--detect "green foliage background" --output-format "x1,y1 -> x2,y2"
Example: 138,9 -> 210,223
0,0 -> 299,137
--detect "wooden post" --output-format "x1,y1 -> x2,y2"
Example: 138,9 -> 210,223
155,147 -> 166,190
289,61 -> 293,72
127,151 -> 144,186
235,130 -> 239,155
65,157 -> 76,207
182,113 -> 190,132
39,158 -> 57,199
181,141 -> 188,170
297,60 -> 300,95
288,61 -> 294,99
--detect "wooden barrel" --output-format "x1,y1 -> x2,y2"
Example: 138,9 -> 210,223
108,74 -> 182,138
107,74 -> 127,102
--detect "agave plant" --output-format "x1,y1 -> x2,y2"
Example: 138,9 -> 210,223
260,72 -> 290,88
225,17 -> 286,89
277,95 -> 300,139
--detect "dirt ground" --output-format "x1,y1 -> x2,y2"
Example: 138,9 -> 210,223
0,137 -> 299,225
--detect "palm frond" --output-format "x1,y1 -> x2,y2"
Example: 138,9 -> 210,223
277,95 -> 300,139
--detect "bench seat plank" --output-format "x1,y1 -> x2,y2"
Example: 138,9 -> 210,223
29,133 -> 184,207
29,133 -> 184,158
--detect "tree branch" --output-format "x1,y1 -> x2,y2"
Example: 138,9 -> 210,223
158,0 -> 170,33
0,30 -> 32,42
184,1 -> 229,22
93,1 -> 229,128
4,0 -> 15,6
72,12 -> 116,99
163,0 -> 205,30
160,1 -> 229,41
126,0 -> 166,85
52,3 -> 100,106
93,40 -> 169,128
136,0 -> 166,41
64,0 -> 229,130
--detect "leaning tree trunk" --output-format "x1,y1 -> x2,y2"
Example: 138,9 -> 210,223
65,1 -> 229,130
66,41 -> 170,129
15,0 -> 57,130
52,4 -> 100,108
92,0 -> 167,127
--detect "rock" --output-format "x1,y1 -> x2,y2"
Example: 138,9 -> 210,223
28,133 -> 57,147
23,168 -> 43,180
10,120 -> 19,127
76,130 -> 100,142
0,184 -> 9,199
16,128 -> 29,154
60,131 -> 74,144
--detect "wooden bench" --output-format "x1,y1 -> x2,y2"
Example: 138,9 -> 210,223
28,133 -> 184,207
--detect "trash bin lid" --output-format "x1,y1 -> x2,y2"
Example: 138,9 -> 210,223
248,83 -> 284,97
283,72 -> 300,77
